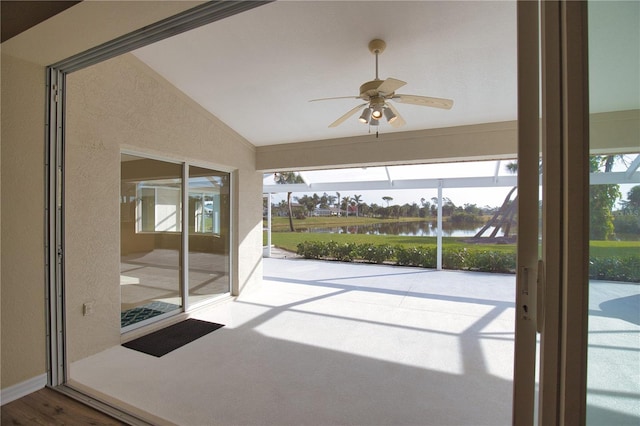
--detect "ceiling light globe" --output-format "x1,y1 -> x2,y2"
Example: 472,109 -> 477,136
383,107 -> 397,123
371,108 -> 383,120
359,108 -> 372,123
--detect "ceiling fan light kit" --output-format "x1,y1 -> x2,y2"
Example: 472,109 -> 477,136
383,107 -> 397,123
358,108 -> 372,123
371,105 -> 383,120
310,38 -> 454,130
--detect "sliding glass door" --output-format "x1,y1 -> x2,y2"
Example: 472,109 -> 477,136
586,2 -> 640,424
120,154 -> 230,331
188,166 -> 231,307
531,1 -> 639,423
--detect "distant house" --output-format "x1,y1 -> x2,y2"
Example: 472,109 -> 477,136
313,207 -> 341,216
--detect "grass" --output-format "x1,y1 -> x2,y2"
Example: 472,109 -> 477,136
589,240 -> 640,258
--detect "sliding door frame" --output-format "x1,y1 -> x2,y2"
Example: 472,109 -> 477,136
514,2 -> 591,424
538,1 -> 563,424
558,2 -> 590,423
536,1 -> 590,424
512,1 -> 540,424
44,3 -> 270,423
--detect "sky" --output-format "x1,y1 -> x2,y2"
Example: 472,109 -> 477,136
268,185 -> 518,210
265,160 -> 518,208
264,156 -> 639,209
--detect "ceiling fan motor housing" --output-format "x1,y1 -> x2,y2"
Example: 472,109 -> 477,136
359,80 -> 393,99
368,39 -> 386,55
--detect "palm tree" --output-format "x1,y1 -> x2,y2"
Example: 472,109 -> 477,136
353,194 -> 362,217
274,172 -> 304,231
342,195 -> 351,217
326,194 -> 337,209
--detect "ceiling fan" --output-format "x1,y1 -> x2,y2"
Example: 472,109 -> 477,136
310,39 -> 454,129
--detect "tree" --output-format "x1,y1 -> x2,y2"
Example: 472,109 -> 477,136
407,202 -> 420,217
274,172 -> 304,231
620,185 -> 640,215
369,203 -> 381,217
353,194 -> 362,217
463,203 -> 481,215
589,156 -> 621,240
295,195 -> 318,216
382,196 -> 393,207
360,203 -> 371,217
615,185 -> 640,235
325,193 -> 337,209
342,195 -> 351,217
430,196 -> 455,216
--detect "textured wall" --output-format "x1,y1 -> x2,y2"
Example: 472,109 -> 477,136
1,54 -> 47,387
65,53 -> 263,363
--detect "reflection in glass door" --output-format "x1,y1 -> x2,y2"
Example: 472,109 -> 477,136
120,155 -> 183,330
188,166 -> 231,307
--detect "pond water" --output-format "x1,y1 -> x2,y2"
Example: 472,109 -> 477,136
282,221 -> 502,238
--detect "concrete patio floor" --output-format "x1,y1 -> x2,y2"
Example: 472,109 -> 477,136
69,257 -> 639,425
72,258 -> 516,425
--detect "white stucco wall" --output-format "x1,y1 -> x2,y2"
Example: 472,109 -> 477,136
0,53 -> 48,388
65,53 -> 263,363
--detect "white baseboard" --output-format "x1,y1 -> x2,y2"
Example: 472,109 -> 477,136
1,374 -> 47,405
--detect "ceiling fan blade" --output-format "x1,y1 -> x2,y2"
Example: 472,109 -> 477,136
385,102 -> 406,128
309,96 -> 360,102
329,103 -> 368,128
393,94 -> 454,110
376,78 -> 407,95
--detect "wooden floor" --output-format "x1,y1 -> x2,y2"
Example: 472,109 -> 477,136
1,388 -> 126,425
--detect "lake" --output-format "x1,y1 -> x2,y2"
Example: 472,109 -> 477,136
280,221 -> 502,238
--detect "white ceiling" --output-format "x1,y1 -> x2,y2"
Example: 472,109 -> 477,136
131,1 -> 639,148
132,1 -> 518,147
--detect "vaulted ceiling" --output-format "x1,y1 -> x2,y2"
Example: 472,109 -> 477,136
132,1 -> 518,146
4,1 -> 637,151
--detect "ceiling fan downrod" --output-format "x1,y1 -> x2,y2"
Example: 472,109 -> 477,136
368,39 -> 386,81
375,50 -> 379,80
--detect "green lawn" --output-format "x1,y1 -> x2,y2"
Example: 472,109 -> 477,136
589,240 -> 640,258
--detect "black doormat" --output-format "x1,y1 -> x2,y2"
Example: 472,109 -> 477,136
122,319 -> 225,357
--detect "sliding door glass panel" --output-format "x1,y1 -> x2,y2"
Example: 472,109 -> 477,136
587,2 -> 640,424
188,166 -> 231,306
120,154 -> 183,329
